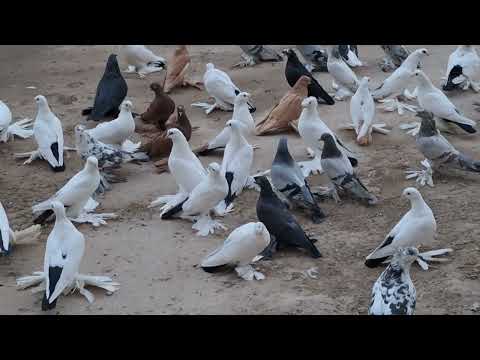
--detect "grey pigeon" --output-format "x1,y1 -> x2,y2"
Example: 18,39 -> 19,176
254,176 -> 322,259
237,45 -> 283,66
369,247 -> 418,315
416,111 -> 480,174
380,45 -> 411,72
320,133 -> 377,205
271,137 -> 326,223
82,54 -> 128,121
295,45 -> 328,72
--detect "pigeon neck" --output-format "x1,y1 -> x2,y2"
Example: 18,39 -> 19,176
303,105 -> 318,119
274,142 -> 294,166
171,136 -> 190,155
119,108 -> 132,120
409,195 -> 429,213
418,120 -> 436,137
229,126 -> 245,146
37,104 -> 52,118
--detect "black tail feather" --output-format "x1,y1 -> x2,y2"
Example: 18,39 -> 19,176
33,209 -> 54,225
161,198 -> 188,220
304,240 -> 322,258
348,157 -> 358,167
224,172 -> 236,207
81,107 -> 92,116
49,164 -> 65,172
365,256 -> 389,268
201,264 -> 232,273
442,65 -> 463,91
442,118 -> 477,134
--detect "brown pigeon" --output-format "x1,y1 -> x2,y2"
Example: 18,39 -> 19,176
255,75 -> 310,135
140,106 -> 196,172
140,82 -> 175,131
163,45 -> 203,94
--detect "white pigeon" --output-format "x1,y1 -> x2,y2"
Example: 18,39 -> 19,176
297,96 -> 358,176
369,247 -> 418,315
365,187 -> 450,270
201,222 -> 271,281
192,63 -> 255,114
32,156 -> 101,224
86,100 -> 136,148
341,45 -> 362,67
161,162 -> 229,236
349,76 -> 379,145
195,92 -> 255,155
30,95 -> 65,171
1,201 -> 41,255
0,100 -> 34,143
217,119 -> 254,213
123,45 -> 166,78
42,201 -> 85,311
327,46 -> 360,100
413,69 -> 477,134
443,45 -> 480,92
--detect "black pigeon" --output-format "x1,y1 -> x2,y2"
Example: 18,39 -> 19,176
82,54 -> 128,121
271,137 -> 326,223
254,176 -> 322,259
282,49 -> 334,105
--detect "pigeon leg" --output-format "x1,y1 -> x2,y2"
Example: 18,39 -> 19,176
371,123 -> 391,134
405,159 -> 434,187
15,149 -> 42,164
70,211 -> 118,227
235,265 -> 265,281
192,213 -> 226,237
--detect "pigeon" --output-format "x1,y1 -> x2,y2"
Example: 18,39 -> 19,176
163,45 -> 202,93
295,45 -> 328,72
414,70 -> 477,134
379,45 -> 411,72
271,137 -> 326,223
32,156 -> 101,225
161,162 -> 228,236
31,95 -> 65,172
350,76 -> 376,145
365,187 -> 435,267
319,133 -> 377,205
165,128 -> 207,193
327,45 -> 360,100
86,100 -> 136,147
75,125 -> 148,190
192,63 -> 255,114
82,54 -> 128,121
234,45 -> 283,67
123,45 -> 166,78
373,48 -> 429,101
216,120 -> 254,213
282,48 -> 335,105
139,82 -> 175,131
42,201 -> 85,311
368,247 -> 418,315
338,45 -> 362,67
201,222 -> 271,281
141,105 -> 192,161
0,100 -> 34,143
408,111 -> 480,186
1,201 -> 41,255
443,45 -> 480,92
297,96 -> 358,175
195,92 -> 255,156
256,75 -> 310,135
254,175 -> 322,259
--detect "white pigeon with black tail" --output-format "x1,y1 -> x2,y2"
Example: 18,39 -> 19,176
1,201 -> 41,255
192,63 -> 256,115
0,100 -> 34,143
123,45 -> 166,78
297,96 -> 358,177
327,45 -> 360,100
160,162 -> 229,236
86,100 -> 138,152
369,247 -> 418,315
16,95 -> 65,172
365,187 -> 451,270
339,45 -> 362,67
443,45 -> 480,92
373,48 -> 429,115
201,222 -> 270,280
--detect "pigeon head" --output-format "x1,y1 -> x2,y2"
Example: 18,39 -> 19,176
282,48 -> 298,61
392,246 -> 420,268
328,45 -> 341,59
359,76 -> 370,86
207,162 -> 221,175
320,133 -> 334,143
105,54 -> 121,74
34,95 -> 49,108
402,187 -> 422,202
253,175 -> 273,192
166,127 -> 183,141
206,63 -> 215,71
416,110 -> 437,136
85,156 -> 99,170
416,48 -> 429,57
150,82 -> 164,94
49,200 -> 67,217
74,125 -> 90,152
413,69 -> 429,84
120,100 -> 133,112
234,92 -> 251,105
177,105 -> 185,117
301,96 -> 318,109
226,119 -> 242,132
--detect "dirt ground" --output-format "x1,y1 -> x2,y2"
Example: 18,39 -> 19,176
0,45 -> 479,315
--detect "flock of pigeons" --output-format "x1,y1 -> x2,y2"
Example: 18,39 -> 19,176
1,44 -> 479,315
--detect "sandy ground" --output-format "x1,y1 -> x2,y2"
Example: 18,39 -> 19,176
0,45 -> 479,315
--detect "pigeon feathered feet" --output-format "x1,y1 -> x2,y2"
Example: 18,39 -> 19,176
378,96 -> 418,115
405,159 -> 434,187
191,213 -> 227,237
234,265 -> 265,281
